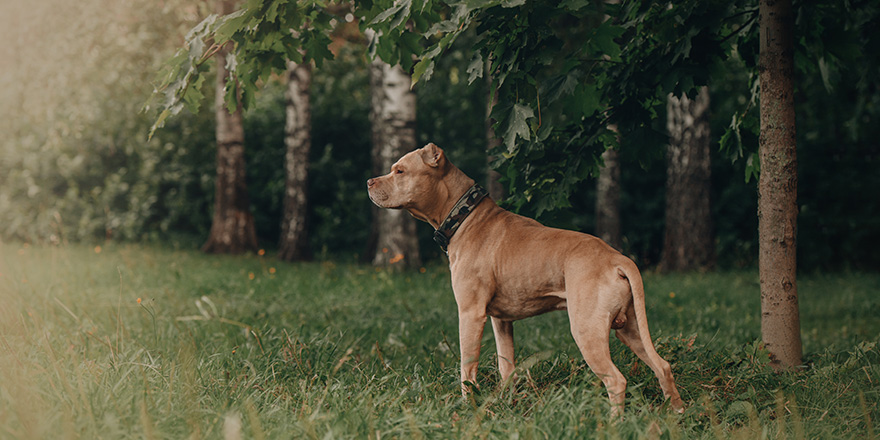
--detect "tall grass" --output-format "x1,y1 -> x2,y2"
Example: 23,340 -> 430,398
0,242 -> 877,438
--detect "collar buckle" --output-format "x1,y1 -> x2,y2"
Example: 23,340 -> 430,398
433,230 -> 450,252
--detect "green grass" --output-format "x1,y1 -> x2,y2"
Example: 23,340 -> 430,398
1,242 -> 877,439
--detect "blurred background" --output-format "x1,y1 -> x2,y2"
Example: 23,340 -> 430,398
0,0 -> 877,271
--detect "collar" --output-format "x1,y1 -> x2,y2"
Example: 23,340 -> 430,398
433,184 -> 489,253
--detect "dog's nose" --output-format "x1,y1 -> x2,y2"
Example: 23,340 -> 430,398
367,178 -> 375,188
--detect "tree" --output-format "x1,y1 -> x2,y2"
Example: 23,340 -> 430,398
485,76 -> 505,201
659,87 -> 714,272
278,60 -> 312,261
201,0 -> 259,254
595,147 -> 622,251
149,1 -> 767,259
757,0 -> 801,369
150,0 -> 759,259
366,31 -> 421,268
356,1 -> 757,220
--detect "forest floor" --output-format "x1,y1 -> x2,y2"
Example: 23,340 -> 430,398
1,242 -> 878,439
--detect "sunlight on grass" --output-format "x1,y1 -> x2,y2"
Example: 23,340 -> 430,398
1,242 -> 877,438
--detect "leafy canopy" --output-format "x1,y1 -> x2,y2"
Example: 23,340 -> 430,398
361,0 -> 757,214
151,0 -> 867,215
148,0 -> 337,137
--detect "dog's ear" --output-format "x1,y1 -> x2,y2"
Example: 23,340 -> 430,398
420,143 -> 446,168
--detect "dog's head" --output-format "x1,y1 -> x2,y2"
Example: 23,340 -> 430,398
367,143 -> 449,210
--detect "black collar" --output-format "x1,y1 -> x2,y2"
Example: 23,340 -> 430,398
433,184 -> 489,253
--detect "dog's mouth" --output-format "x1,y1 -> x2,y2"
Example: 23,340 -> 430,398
368,188 -> 392,208
367,179 -> 406,209
368,191 -> 404,210
368,191 -> 385,207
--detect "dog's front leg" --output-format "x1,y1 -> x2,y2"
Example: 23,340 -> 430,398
458,309 -> 486,395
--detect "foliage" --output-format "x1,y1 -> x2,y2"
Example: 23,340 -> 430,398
148,0 -> 759,259
791,0 -> 880,270
0,0 -> 489,258
0,0 -> 216,243
2,0 -> 879,270
146,0 -> 762,226
240,39 -> 489,258
1,243 -> 878,438
362,0 -> 880,269
241,44 -> 376,256
361,0 -> 760,217
147,0 -> 340,137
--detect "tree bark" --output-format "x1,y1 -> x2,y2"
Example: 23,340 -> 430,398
759,0 -> 802,369
278,60 -> 312,261
201,0 -> 258,254
659,87 -> 715,272
486,77 -> 504,201
593,0 -> 623,252
595,145 -> 622,251
366,49 -> 421,268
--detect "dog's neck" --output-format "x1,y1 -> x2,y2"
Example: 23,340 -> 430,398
408,166 -> 476,229
432,183 -> 488,252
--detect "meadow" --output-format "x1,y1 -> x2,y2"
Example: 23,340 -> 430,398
0,242 -> 877,439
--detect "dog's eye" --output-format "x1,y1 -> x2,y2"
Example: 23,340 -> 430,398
396,169 -> 404,174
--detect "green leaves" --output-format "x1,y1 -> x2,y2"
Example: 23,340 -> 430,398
590,21 -> 623,62
148,0 -> 338,139
571,83 -> 602,119
147,0 -> 764,219
502,103 -> 535,152
214,9 -> 249,42
466,53 -> 484,85
148,12 -> 226,138
370,0 -> 412,28
303,32 -> 334,68
183,74 -> 207,113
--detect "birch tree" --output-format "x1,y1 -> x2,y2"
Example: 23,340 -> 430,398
659,87 -> 714,272
366,30 -> 421,268
278,60 -> 312,261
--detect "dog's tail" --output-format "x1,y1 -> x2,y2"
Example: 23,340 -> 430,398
617,258 -> 685,412
617,260 -> 655,351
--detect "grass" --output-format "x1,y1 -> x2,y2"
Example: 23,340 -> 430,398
0,241 -> 878,439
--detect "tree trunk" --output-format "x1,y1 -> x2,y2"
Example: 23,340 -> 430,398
278,60 -> 312,261
594,0 -> 623,252
366,49 -> 421,268
759,0 -> 802,369
659,87 -> 715,272
201,0 -> 258,254
486,77 -> 504,201
595,145 -> 622,251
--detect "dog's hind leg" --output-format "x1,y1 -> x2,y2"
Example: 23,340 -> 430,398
567,291 -> 627,418
615,302 -> 684,412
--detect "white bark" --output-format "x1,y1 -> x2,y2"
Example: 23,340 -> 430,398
279,60 -> 311,261
660,86 -> 714,271
367,32 -> 421,267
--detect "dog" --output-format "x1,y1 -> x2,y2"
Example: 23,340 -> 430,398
367,143 -> 684,416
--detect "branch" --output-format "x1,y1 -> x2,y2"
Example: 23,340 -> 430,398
722,7 -> 759,23
719,11 -> 758,45
198,43 -> 225,67
577,58 -> 626,65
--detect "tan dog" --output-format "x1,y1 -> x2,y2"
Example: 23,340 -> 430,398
367,143 -> 684,416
